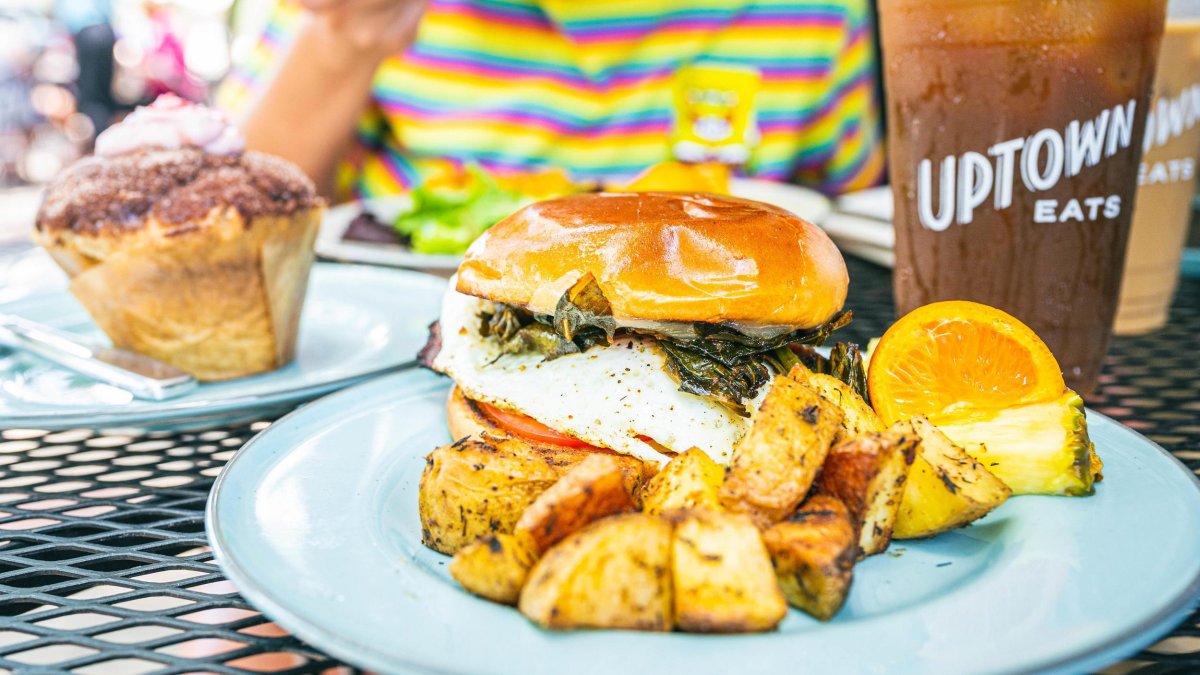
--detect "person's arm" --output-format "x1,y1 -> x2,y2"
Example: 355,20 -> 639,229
240,0 -> 428,195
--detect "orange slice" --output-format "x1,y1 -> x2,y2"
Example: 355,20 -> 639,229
868,301 -> 1066,426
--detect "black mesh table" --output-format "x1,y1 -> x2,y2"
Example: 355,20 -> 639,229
0,256 -> 1197,674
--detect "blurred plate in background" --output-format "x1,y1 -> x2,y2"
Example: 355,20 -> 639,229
317,195 -> 462,273
0,264 -> 445,431
822,186 -> 895,268
727,177 -> 832,223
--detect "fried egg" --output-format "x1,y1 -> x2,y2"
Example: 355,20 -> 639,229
432,284 -> 759,464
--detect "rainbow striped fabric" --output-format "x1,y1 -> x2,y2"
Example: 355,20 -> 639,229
219,0 -> 883,200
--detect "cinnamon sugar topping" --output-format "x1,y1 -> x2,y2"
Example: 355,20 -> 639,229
35,148 -> 321,235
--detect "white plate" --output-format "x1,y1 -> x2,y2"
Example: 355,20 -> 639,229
728,177 -> 832,223
824,186 -> 897,267
834,241 -> 894,268
0,264 -> 446,430
836,185 -> 894,222
316,195 -> 463,272
0,245 -> 68,305
315,179 -> 833,271
209,369 -> 1200,675
820,212 -> 894,250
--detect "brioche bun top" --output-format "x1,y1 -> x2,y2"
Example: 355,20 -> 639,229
456,191 -> 848,327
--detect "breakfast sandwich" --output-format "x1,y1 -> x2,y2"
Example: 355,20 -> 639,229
420,191 -> 851,464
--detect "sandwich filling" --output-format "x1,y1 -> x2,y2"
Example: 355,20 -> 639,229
430,275 -> 859,464
478,275 -> 851,416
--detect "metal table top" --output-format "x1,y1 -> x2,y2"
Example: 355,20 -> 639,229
0,255 -> 1197,674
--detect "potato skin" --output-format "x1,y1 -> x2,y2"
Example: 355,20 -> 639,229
763,496 -> 857,621
515,454 -> 636,553
668,509 -> 787,633
419,434 -> 652,555
449,532 -> 538,605
640,448 -> 725,516
788,366 -> 884,443
519,513 -> 673,631
815,429 -> 918,557
893,417 -> 1011,539
720,376 -> 843,527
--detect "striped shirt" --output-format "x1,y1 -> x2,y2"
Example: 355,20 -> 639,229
219,0 -> 883,200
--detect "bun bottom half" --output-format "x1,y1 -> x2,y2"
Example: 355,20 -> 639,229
446,385 -> 508,440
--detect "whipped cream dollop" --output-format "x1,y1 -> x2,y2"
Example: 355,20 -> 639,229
94,94 -> 245,158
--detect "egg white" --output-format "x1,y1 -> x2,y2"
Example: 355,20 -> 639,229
431,284 -> 760,465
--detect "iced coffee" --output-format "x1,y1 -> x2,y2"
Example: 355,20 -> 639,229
880,0 -> 1167,393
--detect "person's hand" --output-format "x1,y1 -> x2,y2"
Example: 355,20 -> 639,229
300,0 -> 430,62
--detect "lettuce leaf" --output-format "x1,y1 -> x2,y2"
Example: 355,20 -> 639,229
395,163 -> 532,254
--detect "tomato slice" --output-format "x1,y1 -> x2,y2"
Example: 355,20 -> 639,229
477,401 -> 600,449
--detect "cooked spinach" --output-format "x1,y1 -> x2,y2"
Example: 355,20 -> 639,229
479,303 -> 525,341
501,323 -> 580,358
479,304 -> 579,358
477,278 -> 854,413
548,274 -> 616,352
683,311 -> 851,366
826,342 -> 870,404
790,342 -> 871,404
770,345 -> 805,373
554,274 -> 616,344
658,341 -> 773,416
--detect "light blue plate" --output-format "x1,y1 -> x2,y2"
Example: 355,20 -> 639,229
208,370 -> 1200,675
0,264 -> 446,431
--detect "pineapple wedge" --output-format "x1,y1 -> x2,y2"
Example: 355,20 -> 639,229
934,391 -> 1095,497
894,417 -> 1012,539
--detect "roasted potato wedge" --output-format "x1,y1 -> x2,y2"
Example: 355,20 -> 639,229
763,495 -> 857,621
515,454 -> 636,552
893,417 -> 1012,539
668,509 -> 787,633
449,532 -> 538,605
720,376 -> 843,527
640,448 -> 725,516
519,513 -> 673,630
788,366 -> 884,442
815,428 -> 918,557
420,435 -> 560,555
419,434 -> 651,555
451,455 -> 637,604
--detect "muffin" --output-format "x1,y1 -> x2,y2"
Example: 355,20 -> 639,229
33,95 -> 324,381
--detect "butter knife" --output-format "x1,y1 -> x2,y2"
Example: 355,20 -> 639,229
0,314 -> 197,400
